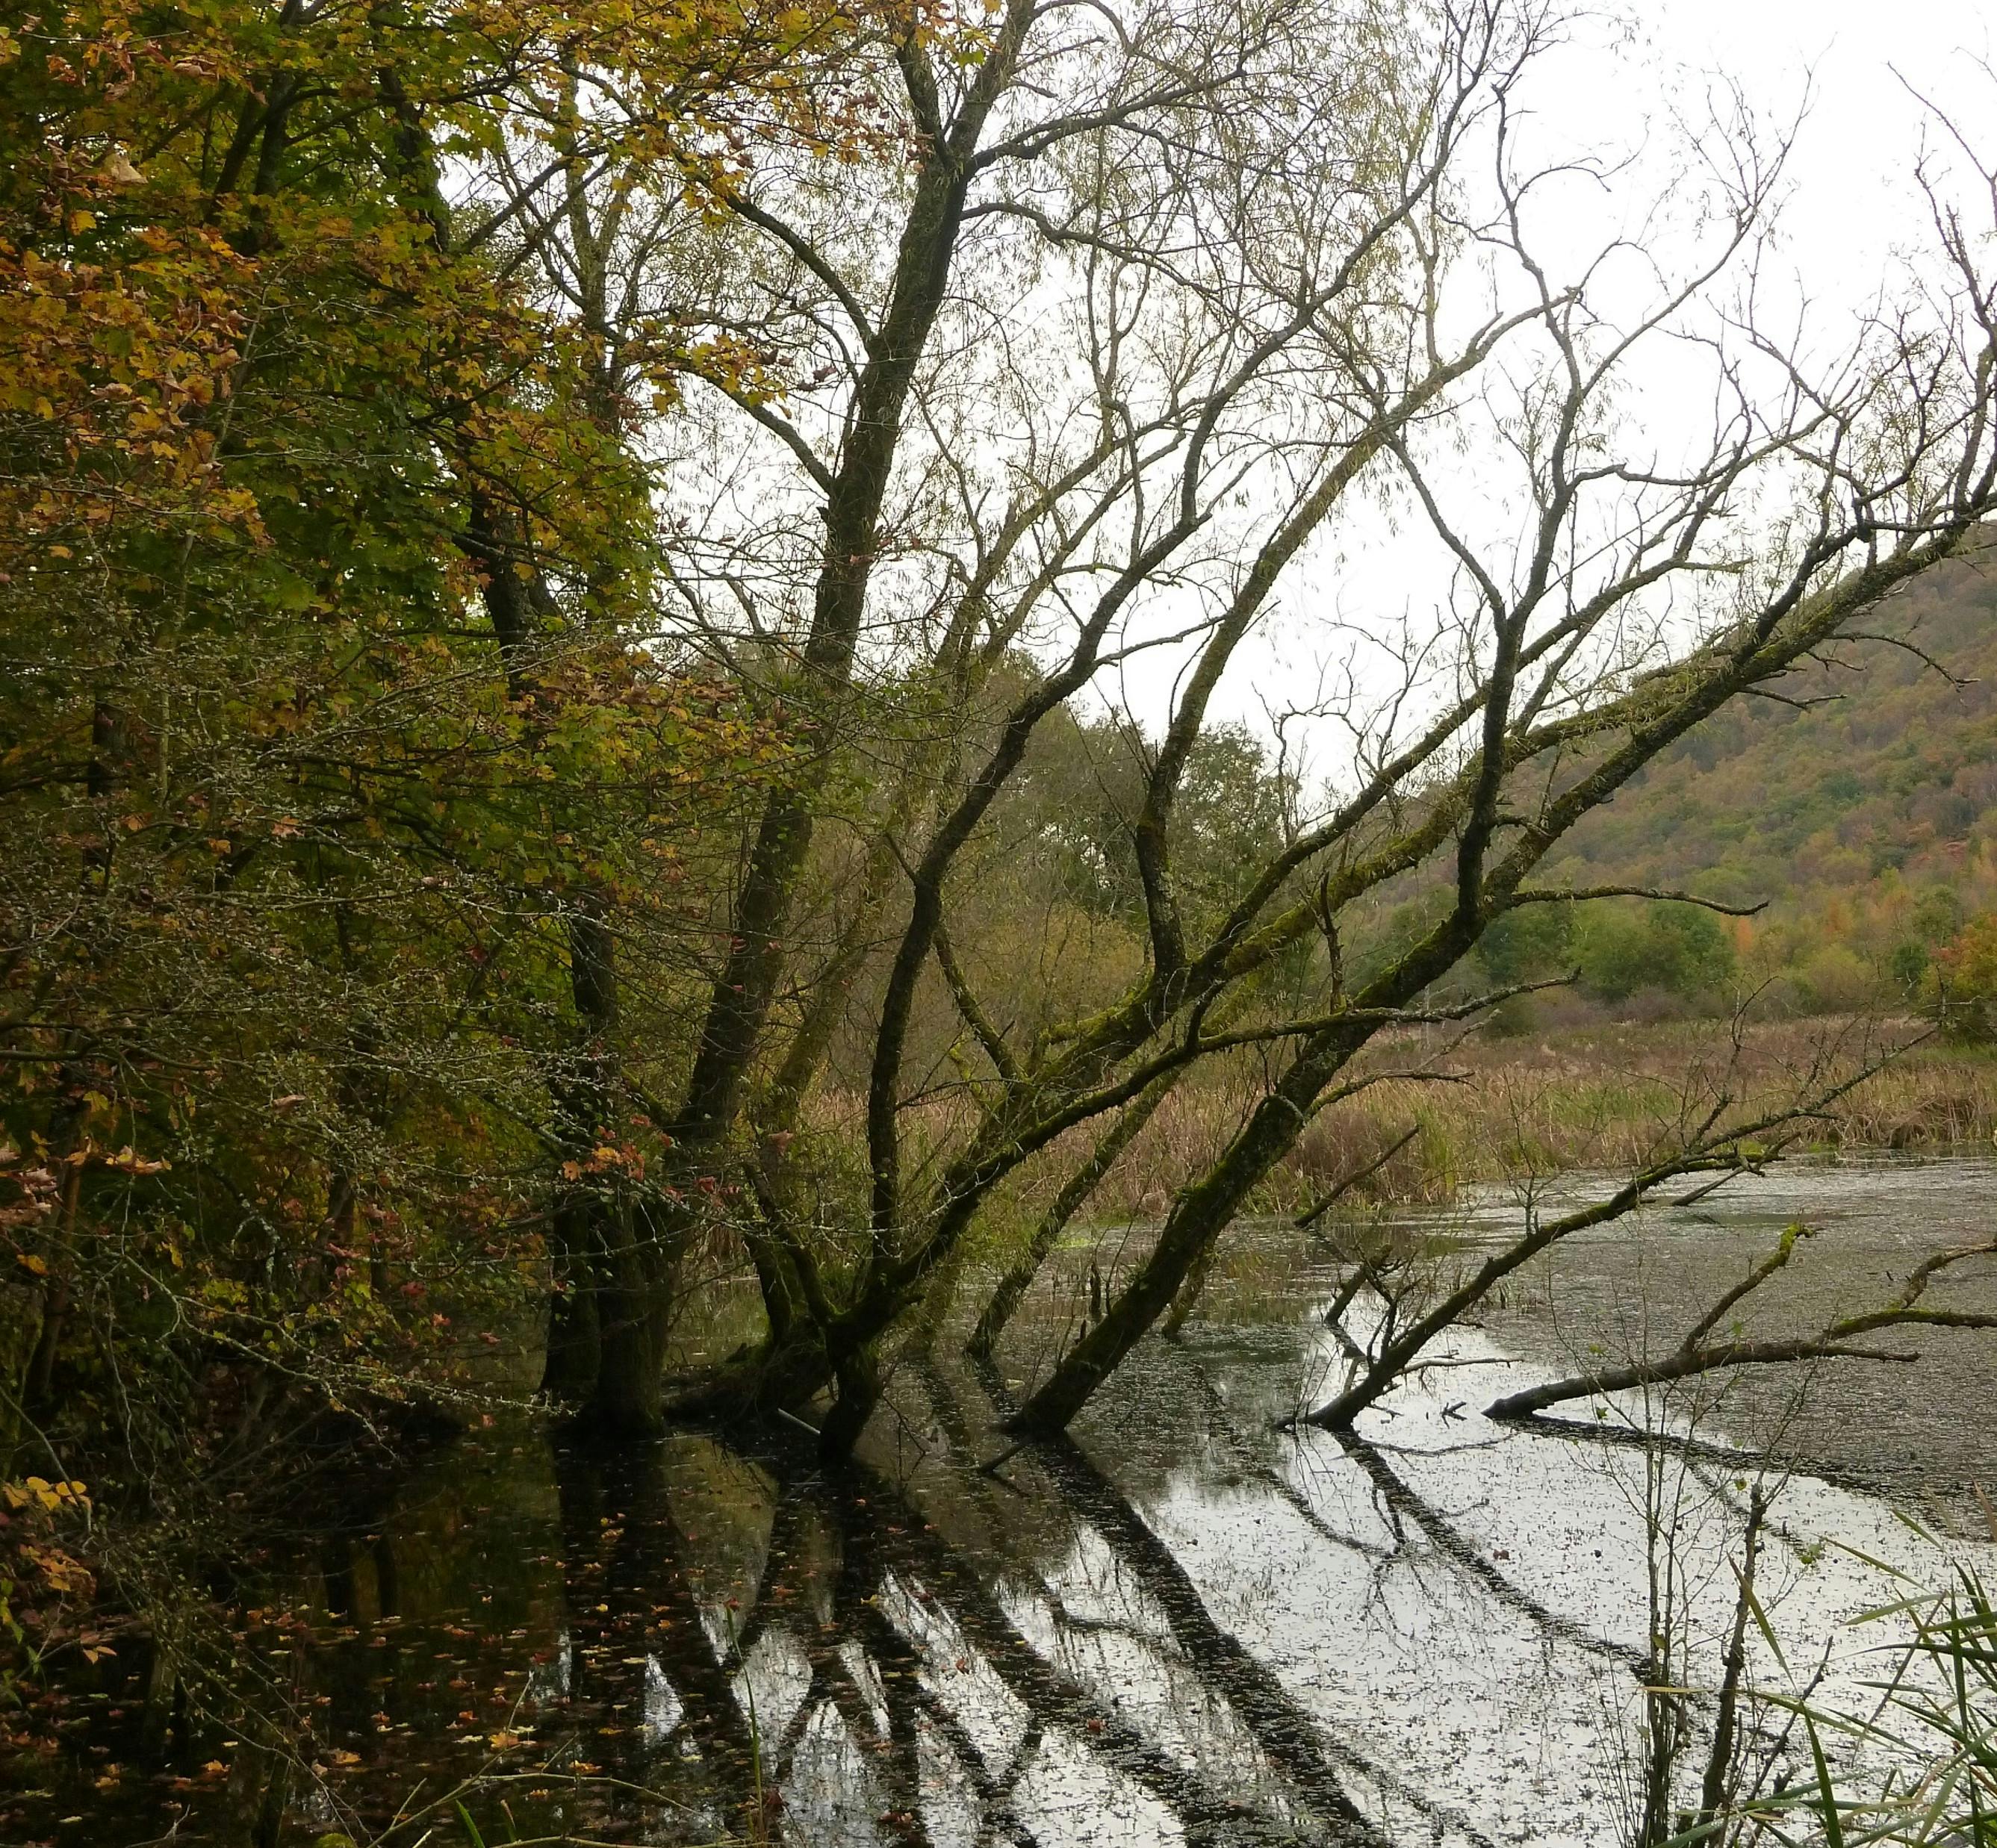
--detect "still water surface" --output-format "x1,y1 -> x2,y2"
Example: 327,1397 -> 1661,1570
27,1155 -> 1997,1847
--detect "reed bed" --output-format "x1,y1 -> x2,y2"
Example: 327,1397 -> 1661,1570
1031,1020 -> 1997,1223
793,1020 -> 1997,1256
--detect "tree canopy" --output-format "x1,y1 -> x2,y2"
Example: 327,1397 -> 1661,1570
4,0 -> 1997,1516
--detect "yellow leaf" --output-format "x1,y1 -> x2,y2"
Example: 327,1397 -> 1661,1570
16,1252 -> 48,1276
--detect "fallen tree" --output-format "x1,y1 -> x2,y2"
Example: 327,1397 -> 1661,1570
1483,1222 -> 1997,1424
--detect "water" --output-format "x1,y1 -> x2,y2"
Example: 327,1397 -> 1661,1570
14,1156 -> 1997,1847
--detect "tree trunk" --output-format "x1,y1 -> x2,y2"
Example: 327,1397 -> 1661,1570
1009,1029 -> 1357,1434
1483,1336 -> 1919,1422
538,1196 -> 602,1403
905,1232 -> 972,1356
969,1072 -> 1171,1361
571,1195 -> 675,1438
540,892 -> 690,1437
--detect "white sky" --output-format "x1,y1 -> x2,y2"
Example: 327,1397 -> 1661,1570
1603,0 -> 1994,291
1164,0 -> 1997,770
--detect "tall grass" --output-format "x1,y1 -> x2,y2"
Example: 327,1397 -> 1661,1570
1677,1565 -> 1997,1847
1084,1021 -> 1997,1219
772,1021 -> 1997,1305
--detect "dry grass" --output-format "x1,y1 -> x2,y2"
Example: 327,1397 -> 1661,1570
794,1018 -> 1997,1239
1087,1018 -> 1997,1217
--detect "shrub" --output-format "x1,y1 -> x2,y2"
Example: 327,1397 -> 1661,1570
1576,902 -> 1737,1008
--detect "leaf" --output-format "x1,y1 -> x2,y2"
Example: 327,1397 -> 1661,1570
1821,1536 -> 1919,1586
1889,1505 -> 1940,1548
1804,1714 -> 1845,1848
1739,1570 -> 1789,1677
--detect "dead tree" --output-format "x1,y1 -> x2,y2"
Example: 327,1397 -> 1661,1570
1484,1226 -> 1997,1424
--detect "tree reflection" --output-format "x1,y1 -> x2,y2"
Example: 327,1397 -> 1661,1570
38,1390 -> 1621,1846
532,1408 -> 1411,1847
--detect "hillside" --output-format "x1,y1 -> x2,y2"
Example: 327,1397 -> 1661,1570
1542,548 -> 1997,1006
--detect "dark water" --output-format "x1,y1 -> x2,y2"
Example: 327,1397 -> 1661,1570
13,1157 -> 1997,1848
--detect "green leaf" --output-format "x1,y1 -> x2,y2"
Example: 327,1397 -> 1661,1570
1804,1714 -> 1845,1848
1739,1569 -> 1789,1678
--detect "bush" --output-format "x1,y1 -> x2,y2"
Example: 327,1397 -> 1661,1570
1934,912 -> 1997,1040
1476,903 -> 1577,986
1795,942 -> 1877,1014
1575,902 -> 1736,1009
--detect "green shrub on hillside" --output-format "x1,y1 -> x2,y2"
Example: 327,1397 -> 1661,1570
1574,903 -> 1737,1007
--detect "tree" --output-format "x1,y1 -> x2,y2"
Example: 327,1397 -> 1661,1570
1936,910 -> 1997,1039
1577,901 -> 1736,1007
0,0 -> 852,1462
594,0 -> 1997,1455
9,0 -> 1997,1493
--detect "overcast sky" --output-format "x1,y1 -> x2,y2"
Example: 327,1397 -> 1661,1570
1155,0 -> 1997,771
1610,0 -> 1994,295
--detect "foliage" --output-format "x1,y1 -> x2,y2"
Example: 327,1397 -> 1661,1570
1575,903 -> 1739,1008
0,1475 -> 102,1708
1934,912 -> 1997,1042
4,0 -> 1997,1807
0,0 -> 837,1670
1541,552 -> 1997,1021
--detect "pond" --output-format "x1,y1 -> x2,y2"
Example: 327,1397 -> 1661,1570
16,1156 -> 1997,1847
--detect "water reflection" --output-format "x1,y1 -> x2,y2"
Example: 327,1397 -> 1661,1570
35,1372 -> 1501,1845
19,1159 -> 1997,1847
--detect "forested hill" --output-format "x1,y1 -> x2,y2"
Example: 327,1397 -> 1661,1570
1538,549 -> 1997,1004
